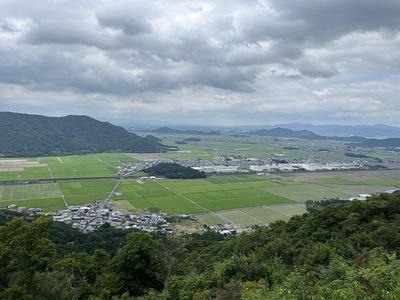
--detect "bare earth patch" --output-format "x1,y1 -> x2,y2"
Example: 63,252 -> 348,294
0,160 -> 48,172
125,153 -> 167,160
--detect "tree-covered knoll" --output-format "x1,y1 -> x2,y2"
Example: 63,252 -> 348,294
143,162 -> 207,179
1,191 -> 400,299
357,137 -> 400,149
0,112 -> 167,157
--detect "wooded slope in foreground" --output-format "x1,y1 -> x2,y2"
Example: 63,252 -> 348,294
1,191 -> 400,299
0,112 -> 166,157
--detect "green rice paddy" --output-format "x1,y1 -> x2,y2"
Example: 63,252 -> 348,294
112,176 -> 298,214
0,183 -> 65,211
0,167 -> 52,181
40,153 -> 132,178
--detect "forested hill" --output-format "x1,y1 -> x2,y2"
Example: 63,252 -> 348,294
357,137 -> 400,149
152,127 -> 221,135
249,127 -> 367,142
143,162 -> 207,179
0,112 -> 167,157
1,191 -> 400,299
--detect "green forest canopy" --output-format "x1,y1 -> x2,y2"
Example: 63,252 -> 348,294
0,112 -> 167,157
143,162 -> 207,179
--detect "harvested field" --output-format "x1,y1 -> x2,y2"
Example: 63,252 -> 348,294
0,159 -> 47,172
125,153 -> 167,160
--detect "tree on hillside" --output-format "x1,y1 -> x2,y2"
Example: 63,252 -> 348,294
113,232 -> 167,296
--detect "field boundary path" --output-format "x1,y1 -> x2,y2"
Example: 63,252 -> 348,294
56,184 -> 68,208
238,209 -> 268,225
94,156 -> 115,168
48,167 -> 54,179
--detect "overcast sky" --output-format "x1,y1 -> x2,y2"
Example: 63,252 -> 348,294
1,0 -> 400,126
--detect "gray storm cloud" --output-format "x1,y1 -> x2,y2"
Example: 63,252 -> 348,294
0,0 -> 399,125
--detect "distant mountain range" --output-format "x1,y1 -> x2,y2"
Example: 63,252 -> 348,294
0,112 -> 167,157
148,126 -> 400,149
248,127 -> 367,142
248,128 -> 400,148
1,112 -> 398,157
236,123 -> 400,138
151,127 -> 221,136
123,122 -> 400,138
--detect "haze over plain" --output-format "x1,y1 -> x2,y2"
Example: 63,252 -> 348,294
1,0 -> 399,126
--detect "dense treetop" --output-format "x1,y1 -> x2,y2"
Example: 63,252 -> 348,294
143,162 -> 207,179
358,137 -> 400,149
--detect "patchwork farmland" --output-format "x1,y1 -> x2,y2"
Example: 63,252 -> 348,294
112,176 -> 296,214
1,152 -> 399,227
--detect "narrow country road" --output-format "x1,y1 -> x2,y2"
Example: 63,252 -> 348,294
100,178 -> 124,209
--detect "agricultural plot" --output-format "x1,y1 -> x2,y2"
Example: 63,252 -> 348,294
111,171 -> 398,227
0,165 -> 52,181
319,177 -> 400,186
244,207 -> 290,223
150,133 -> 359,161
318,178 -> 363,185
113,200 -> 135,210
0,183 -> 65,211
266,184 -> 357,202
40,154 -> 124,178
196,204 -> 307,227
1,151 -> 398,228
113,176 -> 296,215
0,154 -> 134,181
217,210 -> 263,227
196,213 -> 227,226
59,180 -> 117,206
158,203 -> 209,214
0,183 -> 61,201
266,204 -> 307,216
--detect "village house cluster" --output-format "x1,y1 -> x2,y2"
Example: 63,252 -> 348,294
47,202 -> 176,233
4,202 -> 176,234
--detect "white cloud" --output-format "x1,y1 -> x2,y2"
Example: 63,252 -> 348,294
0,0 -> 399,126
312,89 -> 331,96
